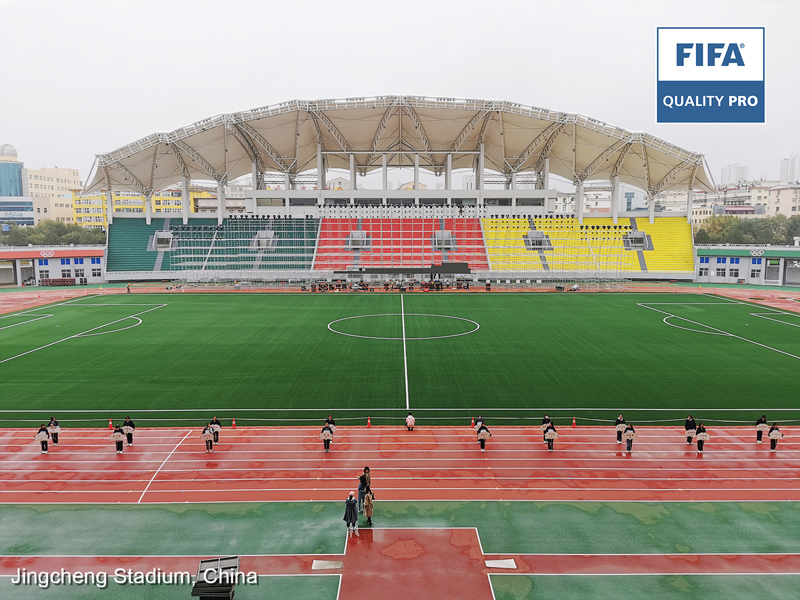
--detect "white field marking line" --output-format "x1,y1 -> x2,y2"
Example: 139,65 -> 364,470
327,312 -> 479,340
0,314 -> 53,330
662,317 -> 727,336
0,303 -> 167,364
401,295 -> 409,411
751,312 -> 800,328
10,407 -> 800,412
137,431 -> 191,503
78,317 -> 142,337
638,303 -> 800,361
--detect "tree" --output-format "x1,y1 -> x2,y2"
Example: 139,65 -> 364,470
693,228 -> 710,244
0,221 -> 105,246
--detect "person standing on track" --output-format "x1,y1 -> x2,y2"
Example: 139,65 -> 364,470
123,416 -> 135,446
684,415 -> 696,445
477,422 -> 491,452
210,416 -> 221,444
624,424 -> 636,453
406,411 -> 415,431
615,414 -> 625,444
36,424 -> 50,454
202,423 -> 214,453
696,423 -> 708,453
474,414 -> 485,431
325,414 -> 336,432
541,414 -> 552,443
756,414 -> 768,444
344,492 -> 358,533
113,424 -> 124,454
48,416 -> 60,445
544,422 -> 557,452
364,486 -> 374,526
769,423 -> 782,452
320,422 -> 334,452
358,467 -> 371,513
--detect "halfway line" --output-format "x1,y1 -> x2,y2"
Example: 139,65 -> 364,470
137,431 -> 191,503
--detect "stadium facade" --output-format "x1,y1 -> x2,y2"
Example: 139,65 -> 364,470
84,96 -> 720,285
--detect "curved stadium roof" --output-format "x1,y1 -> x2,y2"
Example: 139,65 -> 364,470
86,96 -> 715,196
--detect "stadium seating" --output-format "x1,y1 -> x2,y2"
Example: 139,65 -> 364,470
634,217 -> 694,272
162,218 -> 318,271
312,218 -> 489,270
106,218 -> 168,272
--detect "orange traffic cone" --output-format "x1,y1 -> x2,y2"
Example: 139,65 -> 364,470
471,417 -> 475,427
108,419 -> 113,430
572,417 -> 576,428
232,418 -> 236,429
367,416 -> 371,427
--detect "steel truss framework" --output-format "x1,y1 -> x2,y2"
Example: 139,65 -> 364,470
86,96 -> 715,199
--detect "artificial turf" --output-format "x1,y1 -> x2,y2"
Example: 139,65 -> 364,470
1,293 -> 798,428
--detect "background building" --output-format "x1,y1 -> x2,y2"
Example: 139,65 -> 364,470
0,144 -> 24,197
780,154 -> 800,183
720,163 -> 750,185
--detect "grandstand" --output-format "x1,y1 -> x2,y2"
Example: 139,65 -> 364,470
86,96 -> 713,286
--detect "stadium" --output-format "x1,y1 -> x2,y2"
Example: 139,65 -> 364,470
1,96 -> 799,599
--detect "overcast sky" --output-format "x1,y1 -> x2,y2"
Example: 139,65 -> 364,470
1,0 -> 798,187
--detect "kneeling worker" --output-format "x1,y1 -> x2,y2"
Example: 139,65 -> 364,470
406,412 -> 415,431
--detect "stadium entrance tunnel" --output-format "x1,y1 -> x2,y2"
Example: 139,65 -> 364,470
327,313 -> 479,340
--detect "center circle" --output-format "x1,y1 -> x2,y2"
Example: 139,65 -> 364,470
327,313 -> 480,340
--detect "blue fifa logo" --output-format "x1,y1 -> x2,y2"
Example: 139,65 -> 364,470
657,28 -> 764,123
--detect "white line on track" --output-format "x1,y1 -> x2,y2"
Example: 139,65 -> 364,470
401,294 -> 409,411
137,431 -> 190,503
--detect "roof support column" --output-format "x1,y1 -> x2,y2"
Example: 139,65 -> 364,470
382,154 -> 388,190
476,143 -> 484,190
217,182 -> 225,225
576,181 -> 584,225
413,153 -> 420,190
145,193 -> 152,226
317,143 -> 326,191
285,172 -> 292,191
648,194 -> 655,224
687,190 -> 694,224
181,176 -> 190,225
14,259 -> 22,287
510,172 -> 517,190
350,154 -> 357,190
445,154 -> 452,190
542,157 -> 550,189
105,190 -> 113,226
611,175 -> 619,225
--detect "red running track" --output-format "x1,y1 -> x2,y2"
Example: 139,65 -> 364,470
1,426 -> 797,504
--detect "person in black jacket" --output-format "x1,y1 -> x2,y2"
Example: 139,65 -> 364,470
544,422 -> 557,452
615,414 -> 625,444
210,416 -> 221,444
321,423 -> 333,452
756,414 -> 768,444
37,424 -> 50,454
48,417 -> 60,445
113,425 -> 124,454
541,414 -> 552,443
769,423 -> 781,452
696,423 -> 707,453
624,424 -> 636,453
123,416 -> 135,446
684,415 -> 696,445
477,423 -> 491,452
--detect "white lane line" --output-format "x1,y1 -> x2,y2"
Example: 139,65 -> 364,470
402,294 -> 410,411
137,431 -> 191,503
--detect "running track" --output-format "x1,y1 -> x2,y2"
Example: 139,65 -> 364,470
1,426 -> 797,503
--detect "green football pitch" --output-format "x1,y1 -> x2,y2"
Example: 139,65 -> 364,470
1,292 -> 798,428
